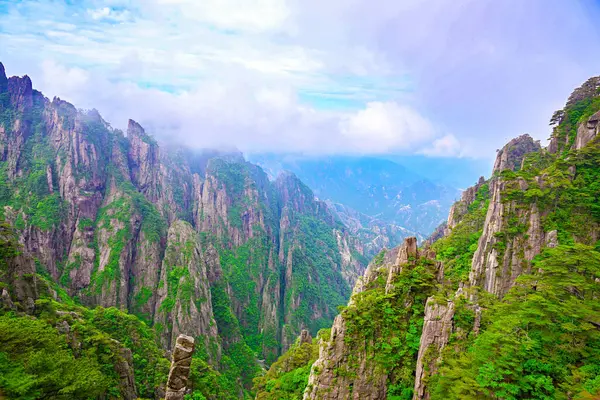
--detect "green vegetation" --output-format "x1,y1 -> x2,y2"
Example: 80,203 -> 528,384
286,214 -> 351,335
0,219 -> 169,399
253,331 -> 325,400
431,183 -> 489,286
0,312 -> 111,399
0,300 -> 170,400
431,245 -> 600,399
209,281 -> 261,398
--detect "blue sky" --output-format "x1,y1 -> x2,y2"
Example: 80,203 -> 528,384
1,0 -> 600,161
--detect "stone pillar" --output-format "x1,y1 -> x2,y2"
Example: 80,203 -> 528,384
299,329 -> 312,345
165,334 -> 195,400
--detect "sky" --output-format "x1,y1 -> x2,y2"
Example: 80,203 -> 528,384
1,0 -> 600,162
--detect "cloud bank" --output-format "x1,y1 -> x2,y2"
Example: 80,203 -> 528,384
1,0 -> 600,158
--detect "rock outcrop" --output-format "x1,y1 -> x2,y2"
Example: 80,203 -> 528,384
445,176 -> 486,234
127,119 -> 160,202
299,329 -> 313,345
165,335 -> 195,400
304,238 -> 439,400
154,220 -> 219,356
469,135 -> 545,297
492,134 -> 541,174
0,61 -> 368,374
412,299 -> 455,400
574,109 -> 600,150
115,346 -> 138,400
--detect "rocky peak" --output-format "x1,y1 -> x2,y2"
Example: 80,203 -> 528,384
446,176 -> 487,233
7,75 -> 33,114
276,172 -> 311,209
413,298 -> 455,400
127,119 -> 147,139
565,76 -> 600,110
385,236 -> 418,293
51,96 -> 77,113
127,119 -> 160,200
0,62 -> 7,93
492,134 -> 541,174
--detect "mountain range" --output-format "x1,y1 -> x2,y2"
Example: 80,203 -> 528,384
2,62 -> 600,400
250,154 -> 460,238
254,75 -> 600,400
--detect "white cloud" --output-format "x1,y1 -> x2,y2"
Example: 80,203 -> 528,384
419,134 -> 462,157
32,61 -> 446,156
2,0 -> 596,159
153,0 -> 290,33
88,7 -> 131,22
340,102 -> 434,152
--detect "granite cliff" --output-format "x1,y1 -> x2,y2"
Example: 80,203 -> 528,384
0,61 -> 367,398
257,75 -> 600,400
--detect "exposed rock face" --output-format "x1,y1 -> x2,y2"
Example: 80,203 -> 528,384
115,346 -> 138,400
154,220 -> 219,356
446,176 -> 486,234
2,75 -> 33,179
304,238 -> 433,400
303,313 -> 387,400
165,335 -> 195,400
469,137 -> 545,297
385,236 -> 417,293
549,76 -> 600,153
492,134 -> 541,174
413,299 -> 455,400
0,62 -> 7,92
127,119 -> 160,202
0,63 -> 368,385
299,329 -> 312,345
573,109 -> 600,150
0,222 -> 38,313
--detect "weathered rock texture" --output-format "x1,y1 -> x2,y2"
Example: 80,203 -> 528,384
299,329 -> 313,345
445,176 -> 486,234
574,109 -> 600,150
492,134 -> 541,174
115,346 -> 138,400
469,135 -> 545,297
412,299 -> 455,400
303,238 -> 438,400
165,334 -> 195,400
0,61 -> 367,369
154,220 -> 219,355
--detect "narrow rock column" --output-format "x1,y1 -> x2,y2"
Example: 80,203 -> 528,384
299,329 -> 312,345
165,334 -> 195,400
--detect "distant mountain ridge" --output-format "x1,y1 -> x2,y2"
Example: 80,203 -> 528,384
250,154 -> 460,238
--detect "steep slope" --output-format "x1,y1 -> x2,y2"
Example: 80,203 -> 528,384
0,220 -> 169,399
269,76 -> 600,400
0,62 -> 367,398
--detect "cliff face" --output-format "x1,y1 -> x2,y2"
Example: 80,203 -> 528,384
0,61 -> 367,386
469,134 -> 543,297
303,238 -> 440,400
297,75 -> 600,400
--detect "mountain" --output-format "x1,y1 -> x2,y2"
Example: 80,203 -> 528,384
384,154 -> 492,189
254,77 -> 600,399
250,154 -> 460,240
325,200 -> 425,257
0,62 -> 368,399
